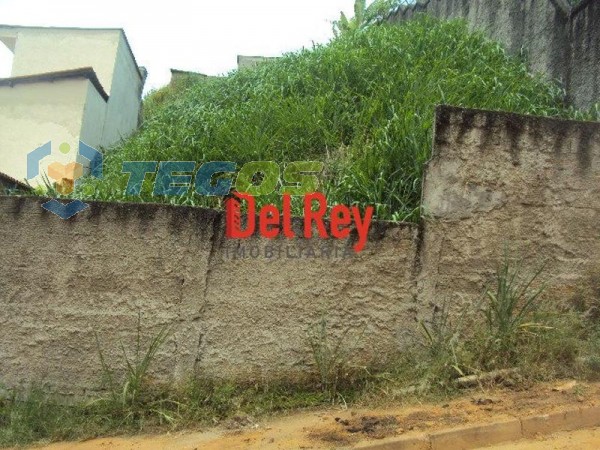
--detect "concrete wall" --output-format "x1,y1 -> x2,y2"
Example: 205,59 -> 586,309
419,105 -> 600,309
1,105 -> 600,396
384,0 -> 600,110
569,0 -> 600,110
0,198 -> 418,396
237,55 -> 278,70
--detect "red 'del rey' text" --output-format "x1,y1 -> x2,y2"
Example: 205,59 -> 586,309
225,192 -> 373,252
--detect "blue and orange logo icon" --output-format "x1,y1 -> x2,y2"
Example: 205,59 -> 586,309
27,141 -> 102,219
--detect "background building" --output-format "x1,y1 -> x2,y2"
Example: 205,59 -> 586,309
0,25 -> 146,186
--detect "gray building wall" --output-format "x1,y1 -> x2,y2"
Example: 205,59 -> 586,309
0,26 -> 145,186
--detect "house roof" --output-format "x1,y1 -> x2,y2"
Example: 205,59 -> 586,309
0,67 -> 109,101
0,24 -> 145,83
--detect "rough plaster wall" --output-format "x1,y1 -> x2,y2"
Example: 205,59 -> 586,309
3,106 -> 600,395
386,0 -> 597,110
419,105 -> 600,310
0,199 -> 218,396
0,197 -> 418,396
199,222 -> 418,379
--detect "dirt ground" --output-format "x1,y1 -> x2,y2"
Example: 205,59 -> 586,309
31,380 -> 600,450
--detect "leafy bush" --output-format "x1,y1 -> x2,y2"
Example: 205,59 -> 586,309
333,0 -> 403,35
74,16 -> 591,221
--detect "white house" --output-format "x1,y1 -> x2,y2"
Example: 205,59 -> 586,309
0,25 -> 146,186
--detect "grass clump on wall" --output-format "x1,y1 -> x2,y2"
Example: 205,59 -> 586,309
77,16 -> 587,221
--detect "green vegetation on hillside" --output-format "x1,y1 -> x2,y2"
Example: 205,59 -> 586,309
76,16 -> 592,221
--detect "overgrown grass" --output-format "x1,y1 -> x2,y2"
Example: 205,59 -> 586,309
142,73 -> 213,121
361,252 -> 600,397
0,380 -> 339,447
479,253 -> 548,367
307,314 -> 366,399
0,372 -> 364,446
72,16 -> 596,222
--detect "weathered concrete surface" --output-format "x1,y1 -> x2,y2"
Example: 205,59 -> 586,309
419,105 -> 600,309
237,55 -> 278,70
384,0 -> 600,110
200,223 -> 417,379
0,198 -> 418,396
569,0 -> 600,110
0,200 -> 217,396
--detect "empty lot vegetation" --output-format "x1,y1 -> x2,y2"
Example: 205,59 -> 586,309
75,16 -> 595,221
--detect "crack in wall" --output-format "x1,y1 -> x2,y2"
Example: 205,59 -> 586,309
193,213 -> 223,371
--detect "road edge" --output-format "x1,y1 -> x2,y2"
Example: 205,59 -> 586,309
354,405 -> 600,450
